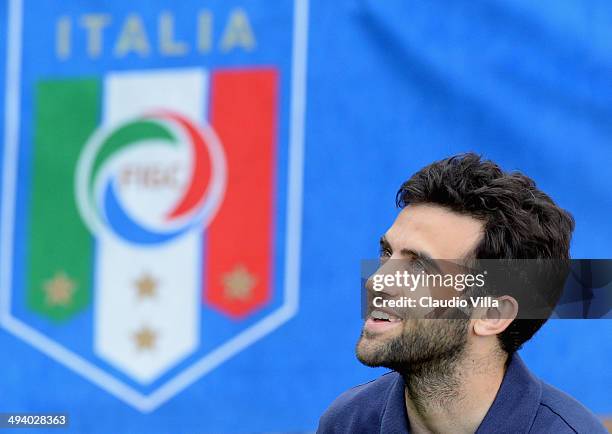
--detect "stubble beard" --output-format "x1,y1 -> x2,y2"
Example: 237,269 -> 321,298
356,318 -> 470,413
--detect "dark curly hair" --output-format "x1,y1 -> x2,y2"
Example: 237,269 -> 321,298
396,153 -> 575,354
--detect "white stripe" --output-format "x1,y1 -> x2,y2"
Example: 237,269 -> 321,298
95,69 -> 207,384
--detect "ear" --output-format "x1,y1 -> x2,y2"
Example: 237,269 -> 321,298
472,296 -> 518,337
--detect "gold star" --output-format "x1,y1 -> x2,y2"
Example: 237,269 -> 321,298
222,265 -> 257,300
134,272 -> 157,299
133,326 -> 157,351
43,271 -> 76,307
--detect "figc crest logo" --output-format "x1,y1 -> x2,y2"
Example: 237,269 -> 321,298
0,0 -> 308,412
76,112 -> 227,244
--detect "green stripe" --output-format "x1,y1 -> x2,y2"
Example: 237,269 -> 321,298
28,79 -> 100,321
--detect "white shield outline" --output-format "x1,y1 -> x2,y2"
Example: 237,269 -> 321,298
0,0 -> 308,412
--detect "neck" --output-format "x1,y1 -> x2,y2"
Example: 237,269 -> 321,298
400,348 -> 507,434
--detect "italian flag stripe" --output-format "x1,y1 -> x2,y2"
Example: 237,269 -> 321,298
205,69 -> 277,318
94,69 -> 206,383
28,79 -> 99,321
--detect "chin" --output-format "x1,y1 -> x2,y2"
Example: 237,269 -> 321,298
355,335 -> 391,367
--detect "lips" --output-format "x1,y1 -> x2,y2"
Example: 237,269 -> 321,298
369,309 -> 402,322
364,306 -> 403,333
366,298 -> 404,321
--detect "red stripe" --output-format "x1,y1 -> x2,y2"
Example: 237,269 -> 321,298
204,68 -> 278,318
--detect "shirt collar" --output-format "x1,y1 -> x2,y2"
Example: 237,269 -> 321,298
380,353 -> 542,433
380,369 -> 411,433
475,353 -> 542,433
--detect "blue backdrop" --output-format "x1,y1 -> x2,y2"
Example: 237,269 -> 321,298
0,0 -> 611,432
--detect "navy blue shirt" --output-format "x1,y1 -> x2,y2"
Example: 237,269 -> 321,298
318,355 -> 606,433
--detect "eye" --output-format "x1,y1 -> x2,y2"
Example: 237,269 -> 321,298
379,247 -> 392,259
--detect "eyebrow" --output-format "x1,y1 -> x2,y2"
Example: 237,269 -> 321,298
379,235 -> 442,273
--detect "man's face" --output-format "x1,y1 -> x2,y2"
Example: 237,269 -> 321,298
356,204 -> 484,369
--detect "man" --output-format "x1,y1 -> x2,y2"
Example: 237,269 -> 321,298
317,154 -> 607,433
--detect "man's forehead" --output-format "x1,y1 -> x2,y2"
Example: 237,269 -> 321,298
385,204 -> 484,260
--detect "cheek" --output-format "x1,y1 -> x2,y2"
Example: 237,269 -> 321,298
399,318 -> 420,334
400,285 -> 434,318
